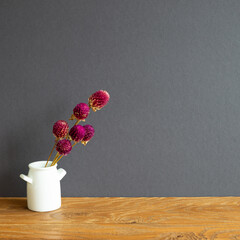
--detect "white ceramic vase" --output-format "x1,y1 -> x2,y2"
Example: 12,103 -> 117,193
20,161 -> 66,212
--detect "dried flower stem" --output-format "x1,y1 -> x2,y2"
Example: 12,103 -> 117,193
51,159 -> 57,166
53,155 -> 64,166
53,153 -> 62,164
51,152 -> 59,166
52,141 -> 78,166
45,141 -> 57,167
75,119 -> 81,125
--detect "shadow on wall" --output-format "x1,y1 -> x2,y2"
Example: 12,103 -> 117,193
0,101 -> 67,197
1,127 -> 31,197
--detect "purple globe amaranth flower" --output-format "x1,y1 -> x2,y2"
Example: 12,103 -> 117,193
88,90 -> 110,112
56,139 -> 72,155
70,103 -> 90,121
81,125 -> 95,146
69,125 -> 86,142
53,120 -> 69,139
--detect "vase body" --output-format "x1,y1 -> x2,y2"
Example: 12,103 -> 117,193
20,161 -> 66,212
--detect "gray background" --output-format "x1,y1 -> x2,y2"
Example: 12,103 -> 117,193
1,0 -> 240,197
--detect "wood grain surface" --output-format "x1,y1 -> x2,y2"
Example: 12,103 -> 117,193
1,197 -> 240,239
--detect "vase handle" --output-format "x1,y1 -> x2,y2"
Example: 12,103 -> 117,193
20,174 -> 33,184
57,168 -> 67,181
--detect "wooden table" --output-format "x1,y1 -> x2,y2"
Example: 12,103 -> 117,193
1,197 -> 240,239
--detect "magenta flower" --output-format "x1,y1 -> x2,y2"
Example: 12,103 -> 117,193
69,125 -> 86,142
53,120 -> 69,139
88,90 -> 110,112
70,103 -> 90,121
56,139 -> 72,155
81,125 -> 95,145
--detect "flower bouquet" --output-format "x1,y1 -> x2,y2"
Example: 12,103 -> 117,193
20,90 -> 110,212
45,89 -> 110,167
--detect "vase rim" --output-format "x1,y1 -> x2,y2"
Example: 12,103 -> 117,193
28,161 -> 57,170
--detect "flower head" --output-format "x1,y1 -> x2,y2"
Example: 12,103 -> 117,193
56,139 -> 72,155
81,125 -> 95,145
53,120 -> 69,139
88,90 -> 110,112
69,125 -> 86,142
70,103 -> 90,121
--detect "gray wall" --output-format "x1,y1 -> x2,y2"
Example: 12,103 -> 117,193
1,0 -> 240,197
